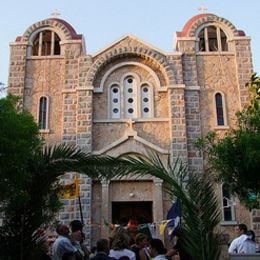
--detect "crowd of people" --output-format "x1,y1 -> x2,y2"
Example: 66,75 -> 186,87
41,220 -> 259,260
43,220 -> 192,260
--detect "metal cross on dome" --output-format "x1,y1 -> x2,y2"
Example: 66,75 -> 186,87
198,4 -> 208,13
51,9 -> 61,18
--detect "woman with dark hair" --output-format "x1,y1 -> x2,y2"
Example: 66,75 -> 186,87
148,239 -> 167,260
241,230 -> 257,254
70,220 -> 90,260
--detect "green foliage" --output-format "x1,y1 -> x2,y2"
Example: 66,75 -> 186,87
0,95 -> 122,259
113,153 -> 221,260
181,175 -> 221,260
0,95 -> 42,203
194,73 -> 260,210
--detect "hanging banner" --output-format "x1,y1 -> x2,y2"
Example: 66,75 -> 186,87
59,175 -> 79,199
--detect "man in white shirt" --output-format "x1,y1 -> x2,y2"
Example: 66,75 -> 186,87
52,224 -> 78,260
228,223 -> 249,254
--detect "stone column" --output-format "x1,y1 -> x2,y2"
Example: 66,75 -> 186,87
233,37 -> 253,108
8,42 -> 27,102
168,85 -> 188,163
185,86 -> 203,174
76,88 -> 93,152
153,178 -> 164,238
100,180 -> 110,238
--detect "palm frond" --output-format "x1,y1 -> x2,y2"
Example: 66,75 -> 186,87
114,151 -> 221,260
181,175 -> 221,260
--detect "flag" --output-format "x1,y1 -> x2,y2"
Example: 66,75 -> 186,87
137,223 -> 153,240
147,223 -> 157,238
166,199 -> 181,239
158,220 -> 168,235
59,175 -> 79,199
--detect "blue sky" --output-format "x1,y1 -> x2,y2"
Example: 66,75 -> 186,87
1,0 -> 260,86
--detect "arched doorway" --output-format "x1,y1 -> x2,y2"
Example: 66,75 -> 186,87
112,201 -> 153,226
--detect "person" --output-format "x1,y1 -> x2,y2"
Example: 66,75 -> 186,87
228,223 -> 249,254
109,226 -> 136,260
241,230 -> 257,254
52,224 -> 79,260
91,239 -> 116,260
70,220 -> 90,260
89,246 -> 97,258
166,229 -> 193,260
70,220 -> 84,233
148,238 -> 168,260
131,233 -> 150,260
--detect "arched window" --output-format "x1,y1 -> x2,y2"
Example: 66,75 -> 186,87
222,184 -> 236,222
198,25 -> 228,52
110,84 -> 121,119
215,93 -> 225,126
108,74 -> 154,119
140,84 -> 152,118
32,30 -> 61,56
38,96 -> 48,130
124,76 -> 138,119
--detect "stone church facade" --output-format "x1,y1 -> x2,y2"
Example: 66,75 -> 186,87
7,13 -> 260,247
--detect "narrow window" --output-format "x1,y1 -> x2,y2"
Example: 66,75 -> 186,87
110,84 -> 121,119
53,32 -> 61,55
198,28 -> 206,51
220,28 -> 228,51
215,93 -> 225,126
222,184 -> 235,221
124,76 -> 137,118
39,97 -> 47,129
32,35 -> 40,56
208,26 -> 218,51
141,84 -> 152,118
42,31 -> 52,55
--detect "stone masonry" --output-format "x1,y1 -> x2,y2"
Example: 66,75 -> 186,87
7,13 -> 260,252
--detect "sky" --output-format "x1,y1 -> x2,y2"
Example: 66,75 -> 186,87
1,0 -> 260,87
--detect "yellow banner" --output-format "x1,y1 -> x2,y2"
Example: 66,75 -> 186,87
158,220 -> 169,235
59,175 -> 79,199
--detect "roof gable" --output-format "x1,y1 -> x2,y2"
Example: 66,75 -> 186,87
92,34 -> 167,57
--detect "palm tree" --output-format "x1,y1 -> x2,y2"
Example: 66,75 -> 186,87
0,143 -> 121,260
0,95 -> 121,259
113,152 -> 221,260
0,95 -> 221,259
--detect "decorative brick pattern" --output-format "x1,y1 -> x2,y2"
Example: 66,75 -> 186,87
86,36 -> 176,86
184,14 -> 239,38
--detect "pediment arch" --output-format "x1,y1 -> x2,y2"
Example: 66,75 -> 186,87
179,13 -> 243,38
86,43 -> 176,87
21,18 -> 82,43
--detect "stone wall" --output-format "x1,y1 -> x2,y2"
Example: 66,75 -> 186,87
7,14 -> 259,250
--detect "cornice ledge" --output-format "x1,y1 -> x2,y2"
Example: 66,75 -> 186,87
185,85 -> 200,91
168,84 -> 185,89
